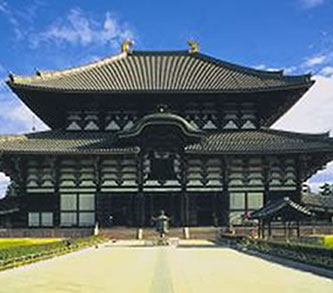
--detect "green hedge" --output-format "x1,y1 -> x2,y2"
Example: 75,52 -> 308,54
0,236 -> 107,271
220,235 -> 333,270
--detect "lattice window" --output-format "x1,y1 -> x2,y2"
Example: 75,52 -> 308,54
247,192 -> 264,210
229,192 -> 246,209
61,212 -> 77,226
60,194 -> 77,211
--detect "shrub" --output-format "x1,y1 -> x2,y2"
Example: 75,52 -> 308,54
0,235 -> 107,270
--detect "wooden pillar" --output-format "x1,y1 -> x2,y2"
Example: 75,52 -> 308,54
263,157 -> 270,206
52,157 -> 60,227
262,221 -> 265,238
136,152 -> 145,228
222,156 -> 230,228
93,156 -> 101,226
283,221 -> 287,239
180,152 -> 188,227
297,220 -> 300,238
213,193 -> 219,227
268,220 -> 272,238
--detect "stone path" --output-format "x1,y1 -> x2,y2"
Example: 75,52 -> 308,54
0,240 -> 331,292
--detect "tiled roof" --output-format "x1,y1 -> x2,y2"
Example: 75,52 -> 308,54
250,197 -> 312,219
186,128 -> 333,154
7,50 -> 313,93
0,131 -> 139,155
0,128 -> 332,155
302,193 -> 333,212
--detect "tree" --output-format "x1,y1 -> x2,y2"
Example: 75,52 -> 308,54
319,183 -> 333,196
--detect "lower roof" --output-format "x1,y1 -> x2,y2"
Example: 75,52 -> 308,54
0,128 -> 333,156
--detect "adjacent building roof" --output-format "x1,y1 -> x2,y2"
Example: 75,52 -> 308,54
250,197 -> 312,220
7,50 -> 313,93
0,128 -> 332,156
302,193 -> 333,212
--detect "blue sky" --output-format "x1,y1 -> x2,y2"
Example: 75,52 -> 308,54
1,0 -> 333,193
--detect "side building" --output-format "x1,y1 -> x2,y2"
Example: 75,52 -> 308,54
1,42 -> 333,229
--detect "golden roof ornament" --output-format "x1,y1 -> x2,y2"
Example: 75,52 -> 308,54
35,69 -> 42,77
187,40 -> 199,53
8,72 -> 15,83
121,40 -> 134,53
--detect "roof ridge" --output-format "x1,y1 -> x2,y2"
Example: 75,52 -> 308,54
131,50 -> 189,55
8,52 -> 127,83
194,53 -> 312,80
261,127 -> 330,140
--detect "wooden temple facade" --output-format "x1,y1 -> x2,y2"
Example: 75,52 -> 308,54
1,41 -> 333,229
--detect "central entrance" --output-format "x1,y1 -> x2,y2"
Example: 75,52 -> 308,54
144,193 -> 182,227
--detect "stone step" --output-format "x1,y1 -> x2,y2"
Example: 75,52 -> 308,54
99,226 -> 220,240
99,228 -> 138,240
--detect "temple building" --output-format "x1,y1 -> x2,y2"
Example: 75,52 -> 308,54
1,41 -> 333,229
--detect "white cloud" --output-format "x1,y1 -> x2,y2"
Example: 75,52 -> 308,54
274,74 -> 333,191
303,55 -> 326,67
0,93 -> 48,133
274,74 -> 333,133
254,64 -> 296,74
320,66 -> 333,77
0,172 -> 10,199
300,0 -> 326,8
0,0 -> 25,40
29,9 -> 135,49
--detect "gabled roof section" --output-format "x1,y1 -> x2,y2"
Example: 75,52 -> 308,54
250,197 -> 312,220
118,112 -> 204,141
7,50 -> 313,93
0,131 -> 139,155
186,128 -> 333,154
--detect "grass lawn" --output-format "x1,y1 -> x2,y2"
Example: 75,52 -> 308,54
323,235 -> 333,248
0,238 -> 63,249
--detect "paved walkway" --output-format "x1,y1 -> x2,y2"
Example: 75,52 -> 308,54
0,240 -> 332,293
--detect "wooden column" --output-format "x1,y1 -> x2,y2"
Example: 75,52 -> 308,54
222,156 -> 230,228
268,220 -> 272,238
297,220 -> 300,238
93,156 -> 101,226
258,220 -> 261,238
283,221 -> 287,239
137,153 -> 145,228
51,157 -> 60,227
263,156 -> 270,206
180,152 -> 188,227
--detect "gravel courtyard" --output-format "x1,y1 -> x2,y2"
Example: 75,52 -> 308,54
0,240 -> 331,293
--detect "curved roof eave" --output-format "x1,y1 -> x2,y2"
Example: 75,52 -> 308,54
6,49 -> 314,94
7,80 -> 314,95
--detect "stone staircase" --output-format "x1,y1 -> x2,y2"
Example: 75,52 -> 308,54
99,226 -> 220,240
99,227 -> 138,240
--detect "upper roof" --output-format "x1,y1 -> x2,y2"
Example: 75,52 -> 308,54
7,50 -> 313,94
